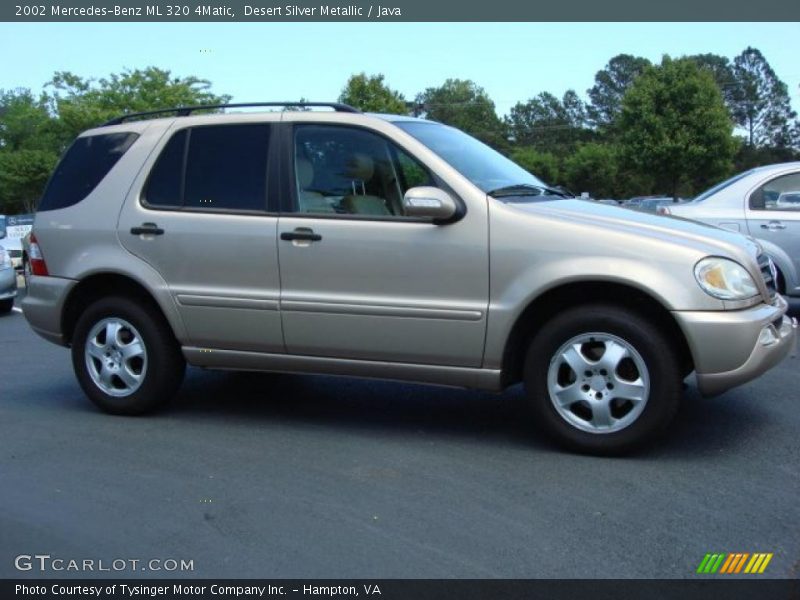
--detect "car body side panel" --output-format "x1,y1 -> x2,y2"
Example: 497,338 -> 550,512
482,199 -> 730,370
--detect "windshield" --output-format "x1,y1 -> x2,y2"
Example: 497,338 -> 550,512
694,170 -> 754,202
395,121 -> 547,193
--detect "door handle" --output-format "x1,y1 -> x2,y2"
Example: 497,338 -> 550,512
130,223 -> 165,235
280,229 -> 322,242
760,221 -> 786,230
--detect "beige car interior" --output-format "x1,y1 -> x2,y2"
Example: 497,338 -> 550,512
341,153 -> 395,216
295,157 -> 337,214
295,143 -> 407,217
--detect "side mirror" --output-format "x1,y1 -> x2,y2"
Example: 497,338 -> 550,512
403,187 -> 459,223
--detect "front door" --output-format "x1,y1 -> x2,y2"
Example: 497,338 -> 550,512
277,123 -> 489,367
745,170 -> 800,295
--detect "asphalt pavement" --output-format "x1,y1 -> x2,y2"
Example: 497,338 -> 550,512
1,294 -> 798,579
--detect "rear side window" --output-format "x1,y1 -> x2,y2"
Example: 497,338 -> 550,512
144,130 -> 187,207
144,124 -> 271,212
38,133 -> 139,211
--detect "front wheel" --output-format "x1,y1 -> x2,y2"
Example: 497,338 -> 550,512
523,305 -> 682,455
71,297 -> 186,415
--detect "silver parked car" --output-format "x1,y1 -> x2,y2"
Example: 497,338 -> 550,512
662,163 -> 800,300
22,102 -> 796,454
0,243 -> 17,314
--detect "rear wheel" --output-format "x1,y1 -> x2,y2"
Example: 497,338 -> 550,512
71,296 -> 185,415
523,305 -> 682,455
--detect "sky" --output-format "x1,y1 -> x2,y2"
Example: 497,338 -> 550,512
1,22 -> 799,116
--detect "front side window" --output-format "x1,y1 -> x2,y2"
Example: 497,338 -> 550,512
39,132 -> 139,211
750,172 -> 800,212
144,124 -> 271,212
292,125 -> 435,217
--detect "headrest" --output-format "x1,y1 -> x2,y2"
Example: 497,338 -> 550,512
296,158 -> 314,189
345,153 -> 374,181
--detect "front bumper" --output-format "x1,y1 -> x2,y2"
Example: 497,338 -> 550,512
0,266 -> 17,300
674,295 -> 797,396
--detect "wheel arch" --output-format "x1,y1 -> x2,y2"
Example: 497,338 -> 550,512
61,272 -> 183,346
500,281 -> 694,386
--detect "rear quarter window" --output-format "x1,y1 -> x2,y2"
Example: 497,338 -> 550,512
38,132 -> 139,212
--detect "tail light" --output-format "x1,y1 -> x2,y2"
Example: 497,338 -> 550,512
28,232 -> 49,276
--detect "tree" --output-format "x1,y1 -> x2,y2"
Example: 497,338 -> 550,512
686,53 -> 738,114
729,47 -> 797,147
587,54 -> 651,128
46,67 -> 231,143
0,149 -> 58,213
562,143 -> 620,198
0,89 -> 61,213
507,90 -> 591,154
338,73 -> 407,114
0,68 -> 231,214
509,147 -> 561,184
416,79 -> 507,149
617,57 -> 736,199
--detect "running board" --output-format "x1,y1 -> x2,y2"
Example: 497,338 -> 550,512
183,347 -> 503,391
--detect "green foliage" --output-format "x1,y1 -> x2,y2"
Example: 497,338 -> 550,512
416,79 -> 507,149
0,54 -> 797,216
0,67 -> 230,214
0,149 -> 58,213
587,54 -> 652,128
338,73 -> 407,114
617,57 -> 737,199
729,47 -> 797,148
509,147 -> 561,184
507,90 -> 592,155
46,66 -> 231,143
686,53 -> 737,112
562,143 -> 620,198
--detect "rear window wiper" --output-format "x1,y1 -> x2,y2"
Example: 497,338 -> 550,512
487,184 -> 572,198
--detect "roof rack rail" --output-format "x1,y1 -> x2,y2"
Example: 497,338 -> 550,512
102,102 -> 360,126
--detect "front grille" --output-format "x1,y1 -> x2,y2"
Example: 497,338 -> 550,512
758,254 -> 778,298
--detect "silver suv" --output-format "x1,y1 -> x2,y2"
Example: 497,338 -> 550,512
22,102 -> 797,454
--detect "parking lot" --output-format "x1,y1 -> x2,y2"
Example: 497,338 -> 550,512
1,289 -> 799,579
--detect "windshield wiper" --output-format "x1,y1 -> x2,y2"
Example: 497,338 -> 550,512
487,184 -> 572,199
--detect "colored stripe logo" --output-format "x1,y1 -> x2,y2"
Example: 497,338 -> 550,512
696,553 -> 773,574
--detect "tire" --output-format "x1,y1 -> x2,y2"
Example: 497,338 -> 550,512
0,298 -> 13,314
71,296 -> 186,415
523,305 -> 682,455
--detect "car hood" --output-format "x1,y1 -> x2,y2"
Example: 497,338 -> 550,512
508,199 -> 761,263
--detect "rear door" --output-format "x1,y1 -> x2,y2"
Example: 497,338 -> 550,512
118,119 -> 284,352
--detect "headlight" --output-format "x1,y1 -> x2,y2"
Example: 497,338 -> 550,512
0,248 -> 11,269
694,257 -> 759,300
